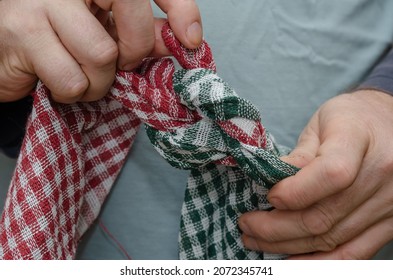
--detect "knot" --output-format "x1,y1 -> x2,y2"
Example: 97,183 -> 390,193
145,68 -> 298,187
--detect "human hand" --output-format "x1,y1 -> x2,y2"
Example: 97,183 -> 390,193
0,0 -> 202,103
239,90 -> 393,259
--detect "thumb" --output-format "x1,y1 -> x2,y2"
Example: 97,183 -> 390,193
280,124 -> 320,169
280,151 -> 314,169
154,0 -> 203,49
267,119 -> 321,209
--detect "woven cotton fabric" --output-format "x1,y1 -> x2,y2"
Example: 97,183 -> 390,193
150,69 -> 299,259
0,22 -> 298,260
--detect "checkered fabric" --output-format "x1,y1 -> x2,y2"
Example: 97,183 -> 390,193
0,22 -> 298,260
147,67 -> 299,260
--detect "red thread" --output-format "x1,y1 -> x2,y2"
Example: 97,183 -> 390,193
98,219 -> 132,260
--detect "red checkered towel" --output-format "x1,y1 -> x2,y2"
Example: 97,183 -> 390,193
0,22 -> 215,259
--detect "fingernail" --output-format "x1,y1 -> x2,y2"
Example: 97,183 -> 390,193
238,218 -> 252,236
269,197 -> 287,210
186,22 -> 202,47
242,236 -> 260,251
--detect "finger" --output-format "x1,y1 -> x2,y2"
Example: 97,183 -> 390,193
288,218 -> 393,260
241,160 -> 381,242
154,0 -> 203,49
280,116 -> 320,168
239,210 -> 325,243
96,0 -> 155,70
104,16 -> 171,58
25,25 -> 88,103
48,2 -> 117,101
241,181 -> 391,255
306,181 -> 393,253
240,184 -> 370,245
240,210 -> 336,255
242,234 -> 316,255
269,121 -> 369,210
148,17 -> 201,58
148,18 -> 172,57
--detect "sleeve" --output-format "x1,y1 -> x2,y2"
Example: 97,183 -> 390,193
0,96 -> 32,158
358,47 -> 393,95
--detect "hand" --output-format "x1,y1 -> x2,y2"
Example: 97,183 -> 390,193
239,90 -> 393,259
0,0 -> 202,103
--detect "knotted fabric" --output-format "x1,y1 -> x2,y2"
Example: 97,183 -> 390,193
0,23 -> 298,260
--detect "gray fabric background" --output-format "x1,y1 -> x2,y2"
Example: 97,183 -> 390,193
1,0 -> 393,259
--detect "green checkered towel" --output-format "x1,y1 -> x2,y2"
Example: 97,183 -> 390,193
145,33 -> 299,259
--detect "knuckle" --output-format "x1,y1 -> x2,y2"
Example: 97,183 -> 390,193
1,9 -> 22,33
89,39 -> 118,68
313,233 -> 338,252
54,73 -> 88,102
241,213 -> 278,243
2,7 -> 45,39
300,205 -> 335,235
323,157 -> 356,190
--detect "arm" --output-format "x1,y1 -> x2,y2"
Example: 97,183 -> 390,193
357,48 -> 393,94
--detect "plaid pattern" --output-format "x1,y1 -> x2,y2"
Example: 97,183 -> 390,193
147,68 -> 299,259
0,22 -> 298,260
0,86 -> 139,259
179,144 -> 298,260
